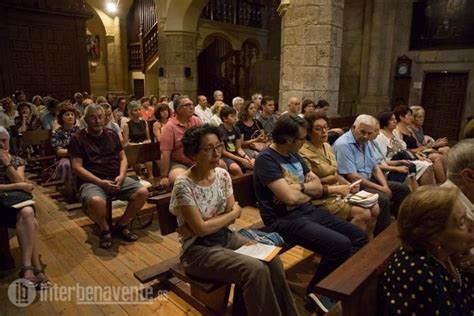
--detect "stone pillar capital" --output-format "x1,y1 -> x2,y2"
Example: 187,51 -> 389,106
278,0 -> 291,17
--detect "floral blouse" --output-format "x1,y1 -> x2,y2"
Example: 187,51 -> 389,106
379,247 -> 474,315
0,155 -> 25,184
170,167 -> 233,252
51,126 -> 80,151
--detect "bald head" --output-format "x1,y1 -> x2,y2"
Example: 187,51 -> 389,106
287,97 -> 301,114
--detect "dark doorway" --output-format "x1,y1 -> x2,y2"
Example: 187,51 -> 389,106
133,79 -> 145,99
421,72 -> 468,141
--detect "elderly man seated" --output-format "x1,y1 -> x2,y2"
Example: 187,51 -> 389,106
69,104 -> 148,249
332,115 -> 410,235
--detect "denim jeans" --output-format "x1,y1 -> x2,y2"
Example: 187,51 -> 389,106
268,203 -> 368,294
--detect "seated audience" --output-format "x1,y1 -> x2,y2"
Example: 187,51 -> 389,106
0,97 -> 18,130
232,96 -> 244,113
170,124 -> 298,315
369,120 -> 418,190
73,92 -> 85,116
332,115 -> 410,235
194,95 -> 212,124
113,96 -> 128,128
464,117 -> 474,139
299,113 -> 379,237
15,102 -> 42,134
150,95 -> 159,107
31,95 -> 46,116
209,101 -> 224,126
315,99 -> 344,144
140,97 -> 154,121
41,97 -> 59,130
69,104 -> 148,249
256,96 -> 279,141
159,95 -> 202,188
253,114 -> 368,313
237,100 -> 268,157
152,103 -> 170,142
219,106 -> 254,176
393,105 -> 446,183
375,111 -> 434,186
300,99 -> 316,117
51,106 -> 80,201
0,127 -> 51,289
122,101 -> 153,179
159,95 -> 169,103
281,97 -> 300,116
410,105 -> 450,157
379,186 -> 474,315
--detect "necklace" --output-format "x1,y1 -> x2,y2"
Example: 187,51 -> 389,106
429,253 -> 463,286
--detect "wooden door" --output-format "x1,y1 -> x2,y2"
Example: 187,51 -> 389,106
133,79 -> 144,99
421,72 -> 468,141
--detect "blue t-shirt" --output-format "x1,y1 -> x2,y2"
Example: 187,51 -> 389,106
253,147 -> 309,226
218,124 -> 242,155
332,131 -> 377,179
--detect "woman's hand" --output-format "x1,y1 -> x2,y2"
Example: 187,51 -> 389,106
334,184 -> 350,196
395,166 -> 409,174
231,201 -> 242,219
435,137 -> 448,147
349,183 -> 360,194
15,182 -> 34,193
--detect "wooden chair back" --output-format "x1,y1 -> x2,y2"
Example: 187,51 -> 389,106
22,129 -> 55,157
124,142 -> 161,177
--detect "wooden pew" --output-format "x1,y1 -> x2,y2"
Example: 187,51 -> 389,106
106,142 -> 161,228
328,115 -> 357,131
315,221 -> 400,316
135,172 -> 258,315
0,227 -> 15,271
22,129 -> 56,183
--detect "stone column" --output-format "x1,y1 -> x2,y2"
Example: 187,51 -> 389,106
357,0 -> 397,114
158,31 -> 198,101
278,0 -> 344,116
105,17 -> 128,95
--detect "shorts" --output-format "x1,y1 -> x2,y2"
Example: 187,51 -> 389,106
79,176 -> 144,208
222,157 -> 239,167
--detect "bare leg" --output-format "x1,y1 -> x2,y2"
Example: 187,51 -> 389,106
228,163 -> 243,176
117,187 -> 148,226
418,166 -> 435,186
15,206 -> 36,278
168,167 -> 188,183
87,196 -> 109,231
428,153 -> 446,183
144,162 -> 154,179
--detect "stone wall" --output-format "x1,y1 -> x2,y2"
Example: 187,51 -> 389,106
86,10 -> 108,96
279,0 -> 344,116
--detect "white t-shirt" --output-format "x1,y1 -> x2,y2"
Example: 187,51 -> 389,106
194,105 -> 213,124
170,167 -> 233,251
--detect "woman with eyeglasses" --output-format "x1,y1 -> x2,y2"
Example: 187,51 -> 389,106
170,124 -> 298,315
299,112 -> 380,238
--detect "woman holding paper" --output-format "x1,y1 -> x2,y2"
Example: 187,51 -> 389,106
170,124 -> 298,315
0,127 -> 51,289
299,113 -> 379,238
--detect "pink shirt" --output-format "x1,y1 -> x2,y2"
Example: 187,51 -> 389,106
159,116 -> 202,166
140,107 -> 155,121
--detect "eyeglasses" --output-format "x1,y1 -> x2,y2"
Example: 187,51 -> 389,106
313,126 -> 329,132
180,103 -> 194,108
199,143 -> 224,154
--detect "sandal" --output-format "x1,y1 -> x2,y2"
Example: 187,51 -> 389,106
99,230 -> 113,249
114,224 -> 138,242
18,266 -> 38,288
34,268 -> 53,290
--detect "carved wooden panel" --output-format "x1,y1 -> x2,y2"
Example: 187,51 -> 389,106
0,4 -> 90,100
421,72 -> 468,141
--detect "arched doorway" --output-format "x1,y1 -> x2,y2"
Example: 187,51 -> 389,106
198,36 -> 237,105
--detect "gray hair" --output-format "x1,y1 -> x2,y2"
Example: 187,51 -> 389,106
232,97 -> 244,106
127,101 -> 141,114
83,103 -> 103,118
213,90 -> 223,98
101,103 -> 113,111
0,126 -> 10,140
74,92 -> 83,99
251,93 -> 262,102
447,139 -> 474,183
353,114 -> 377,128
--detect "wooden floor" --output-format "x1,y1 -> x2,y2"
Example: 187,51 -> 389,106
0,183 -> 337,316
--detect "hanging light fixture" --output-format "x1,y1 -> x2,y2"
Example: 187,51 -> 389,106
106,0 -> 119,14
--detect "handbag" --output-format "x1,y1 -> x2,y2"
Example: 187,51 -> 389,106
346,190 -> 378,208
238,228 -> 284,246
0,190 -> 33,208
249,128 -> 270,152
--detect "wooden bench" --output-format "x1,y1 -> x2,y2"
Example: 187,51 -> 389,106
106,142 -> 161,228
22,129 -> 57,183
0,227 -> 15,271
328,115 -> 357,131
315,221 -> 400,316
135,172 -> 259,315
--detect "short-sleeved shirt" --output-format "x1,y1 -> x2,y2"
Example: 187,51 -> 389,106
51,126 -> 80,151
253,147 -> 309,226
332,131 -> 377,179
68,128 -> 123,186
379,247 -> 474,315
256,113 -> 279,140
0,155 -> 25,184
236,119 -> 264,141
170,167 -> 233,251
0,110 -> 18,129
140,107 -> 155,121
159,116 -> 202,166
218,124 -> 241,154
194,106 -> 213,124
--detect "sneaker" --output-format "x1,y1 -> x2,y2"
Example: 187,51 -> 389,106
305,293 -> 335,314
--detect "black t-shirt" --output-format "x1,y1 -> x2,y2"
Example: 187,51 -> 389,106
69,128 -> 123,185
253,147 -> 309,225
218,124 -> 242,154
236,119 -> 263,141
